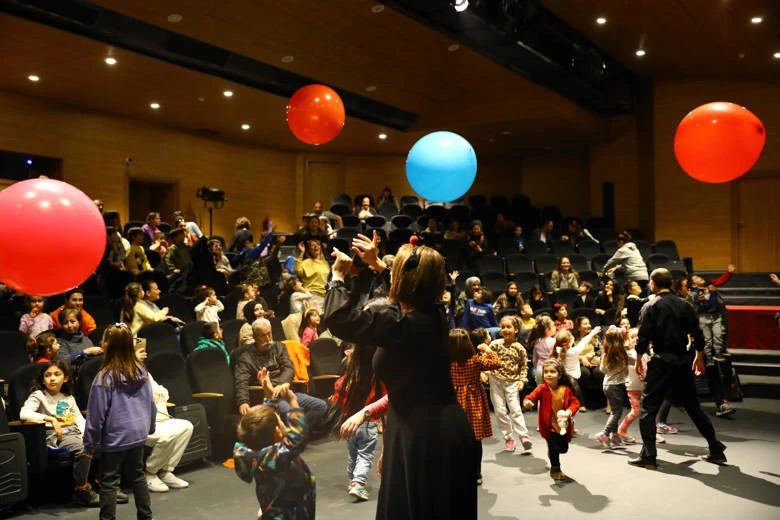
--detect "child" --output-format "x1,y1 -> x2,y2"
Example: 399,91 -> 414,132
529,316 -> 556,385
331,343 -> 386,501
34,331 -> 60,363
489,316 -> 533,453
125,227 -> 153,276
461,287 -> 499,337
553,303 -> 573,332
19,295 -> 53,338
523,359 -> 580,481
287,277 -> 313,315
299,309 -> 320,346
20,360 -> 98,506
57,307 -> 103,365
149,231 -> 168,257
573,281 -> 596,309
617,328 -> 644,443
595,326 -> 630,449
234,367 -> 315,520
239,299 -> 267,346
84,324 -> 157,520
134,342 -> 194,493
194,286 -> 224,323
449,328 -> 500,484
236,284 -> 258,320
552,326 -> 601,413
519,303 -> 536,335
194,321 -> 230,364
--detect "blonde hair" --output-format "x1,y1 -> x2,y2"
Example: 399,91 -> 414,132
237,405 -> 278,450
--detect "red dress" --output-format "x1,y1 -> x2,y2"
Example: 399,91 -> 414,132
450,351 -> 501,441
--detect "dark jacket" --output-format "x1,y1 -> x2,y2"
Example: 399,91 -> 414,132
636,292 -> 704,364
234,341 -> 295,406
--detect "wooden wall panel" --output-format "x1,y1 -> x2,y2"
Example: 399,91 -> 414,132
521,151 -> 590,221
653,80 -> 780,269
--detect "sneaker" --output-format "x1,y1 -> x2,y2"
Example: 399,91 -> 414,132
657,434 -> 667,444
159,471 -> 189,489
627,457 -> 657,470
503,438 -> 516,452
595,431 -> 610,449
579,407 -> 587,413
609,433 -> 624,448
520,436 -> 533,451
73,484 -> 100,507
549,466 -> 568,481
476,474 -> 483,486
146,473 -> 170,493
348,483 -> 369,502
117,490 -> 129,504
619,434 -> 636,444
715,404 -> 735,417
656,423 -> 679,434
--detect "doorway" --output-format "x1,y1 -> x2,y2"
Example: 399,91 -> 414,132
129,180 -> 179,224
732,171 -> 779,272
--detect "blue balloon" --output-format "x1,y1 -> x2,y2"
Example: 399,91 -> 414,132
405,131 -> 477,203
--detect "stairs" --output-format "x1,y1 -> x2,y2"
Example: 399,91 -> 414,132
730,349 -> 780,399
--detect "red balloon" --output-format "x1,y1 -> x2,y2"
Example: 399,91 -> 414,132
674,102 -> 766,183
0,178 -> 105,295
286,84 -> 346,145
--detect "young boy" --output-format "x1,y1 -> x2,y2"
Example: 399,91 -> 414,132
461,287 -> 499,337
234,368 -> 315,520
573,281 -> 596,309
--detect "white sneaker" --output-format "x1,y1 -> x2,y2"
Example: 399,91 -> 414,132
159,471 -> 189,489
146,473 -> 169,493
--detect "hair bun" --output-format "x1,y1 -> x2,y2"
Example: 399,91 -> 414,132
409,235 -> 419,247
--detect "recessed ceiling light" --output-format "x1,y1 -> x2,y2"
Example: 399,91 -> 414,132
27,74 -> 40,82
167,13 -> 183,23
502,130 -> 512,135
774,51 -> 780,59
365,85 -> 377,92
635,49 -> 646,57
105,57 -> 117,65
738,53 -> 746,59
197,97 -> 205,102
241,124 -> 250,130
281,55 -> 294,63
448,43 -> 460,52
371,4 -> 385,13
223,90 -> 233,97
750,17 -> 763,24
596,17 -> 607,25
453,0 -> 469,12
150,102 -> 160,109
378,133 -> 387,140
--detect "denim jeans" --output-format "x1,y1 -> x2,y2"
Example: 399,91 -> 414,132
347,421 -> 379,485
277,392 -> 327,431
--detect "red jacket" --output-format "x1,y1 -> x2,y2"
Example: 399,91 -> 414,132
524,383 -> 580,441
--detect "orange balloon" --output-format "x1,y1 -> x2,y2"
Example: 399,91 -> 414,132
674,102 -> 765,183
286,84 -> 346,145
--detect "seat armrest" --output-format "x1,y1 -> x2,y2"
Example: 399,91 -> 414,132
192,392 -> 224,399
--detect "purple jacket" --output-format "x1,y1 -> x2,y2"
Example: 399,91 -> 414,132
83,368 -> 156,453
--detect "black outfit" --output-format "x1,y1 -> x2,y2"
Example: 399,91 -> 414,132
228,228 -> 253,253
572,293 -> 597,309
636,291 -> 725,462
546,433 -> 569,467
99,445 -> 152,520
324,282 -> 477,520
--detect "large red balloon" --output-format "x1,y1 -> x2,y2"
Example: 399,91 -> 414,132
286,84 -> 346,145
674,102 -> 766,183
0,178 -> 105,295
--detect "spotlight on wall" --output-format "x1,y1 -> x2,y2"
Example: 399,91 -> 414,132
196,186 -> 225,204
452,0 -> 469,13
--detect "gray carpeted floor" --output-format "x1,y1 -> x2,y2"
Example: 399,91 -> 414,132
10,398 -> 780,520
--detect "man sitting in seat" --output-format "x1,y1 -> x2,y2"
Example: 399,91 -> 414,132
234,318 -> 326,432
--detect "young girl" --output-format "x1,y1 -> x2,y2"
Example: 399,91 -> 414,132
287,276 -> 314,315
239,299 -> 267,346
595,326 -> 630,449
529,316 -> 556,386
33,331 -> 60,363
553,303 -> 573,332
84,324 -> 157,520
552,325 -> 601,413
58,307 -> 103,365
332,342 -> 386,501
236,284 -> 257,320
489,316 -> 533,453
617,328 -> 644,443
19,295 -> 53,338
519,303 -> 536,335
523,359 -> 580,481
194,286 -> 224,323
299,309 -> 320,346
20,360 -> 98,506
449,329 -> 500,484
194,321 -> 230,364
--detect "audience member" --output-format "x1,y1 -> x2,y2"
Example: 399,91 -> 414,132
228,217 -> 253,253
20,295 -> 54,339
141,212 -> 161,246
49,288 -> 97,336
550,257 -> 580,291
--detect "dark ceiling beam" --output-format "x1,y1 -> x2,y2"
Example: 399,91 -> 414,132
0,0 -> 418,131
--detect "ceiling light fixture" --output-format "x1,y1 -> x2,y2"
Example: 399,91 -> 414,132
241,124 -> 250,130
27,74 -> 40,82
371,4 -> 385,13
596,17 -> 607,25
448,43 -> 460,52
378,133 -> 387,140
105,57 -> 117,65
365,85 -> 377,92
452,0 -> 469,13
750,17 -> 763,24
150,102 -> 160,109
281,55 -> 294,63
223,90 -> 233,97
167,13 -> 183,23
635,49 -> 646,57
774,51 -> 780,59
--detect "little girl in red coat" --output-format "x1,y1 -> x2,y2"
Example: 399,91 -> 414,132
523,359 -> 580,481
